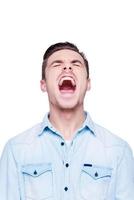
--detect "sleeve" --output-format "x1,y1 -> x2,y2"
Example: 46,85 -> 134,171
116,143 -> 134,199
0,142 -> 20,200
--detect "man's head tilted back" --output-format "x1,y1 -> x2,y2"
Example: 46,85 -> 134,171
41,42 -> 89,80
40,42 -> 91,110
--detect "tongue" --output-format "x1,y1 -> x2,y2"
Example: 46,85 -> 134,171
60,86 -> 73,90
59,86 -> 74,93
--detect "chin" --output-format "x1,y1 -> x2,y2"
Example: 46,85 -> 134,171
57,101 -> 79,110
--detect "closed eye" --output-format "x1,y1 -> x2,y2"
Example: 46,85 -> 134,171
50,60 -> 63,67
53,64 -> 61,67
71,60 -> 83,67
73,63 -> 81,67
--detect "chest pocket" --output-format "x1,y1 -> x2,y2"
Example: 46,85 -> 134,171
80,164 -> 112,200
21,163 -> 53,200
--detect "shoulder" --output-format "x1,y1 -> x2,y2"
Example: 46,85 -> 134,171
94,123 -> 134,164
94,123 -> 127,147
8,122 -> 44,146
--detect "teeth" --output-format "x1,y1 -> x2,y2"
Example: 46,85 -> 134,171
59,76 -> 76,86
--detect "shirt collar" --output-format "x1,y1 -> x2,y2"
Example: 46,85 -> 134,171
38,111 -> 96,136
78,111 -> 95,135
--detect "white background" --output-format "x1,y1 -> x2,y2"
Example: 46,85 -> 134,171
0,0 -> 134,155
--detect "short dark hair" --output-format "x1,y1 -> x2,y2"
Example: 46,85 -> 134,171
42,42 -> 89,80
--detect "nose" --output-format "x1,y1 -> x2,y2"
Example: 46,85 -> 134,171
63,66 -> 72,71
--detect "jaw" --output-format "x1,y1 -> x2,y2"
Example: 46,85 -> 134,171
56,83 -> 88,110
55,87 -> 81,109
55,98 -> 80,110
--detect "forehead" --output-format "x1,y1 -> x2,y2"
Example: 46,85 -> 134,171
47,49 -> 85,64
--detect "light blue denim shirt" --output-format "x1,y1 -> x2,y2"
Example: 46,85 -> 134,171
0,112 -> 134,200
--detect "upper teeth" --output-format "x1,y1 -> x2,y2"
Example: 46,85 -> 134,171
59,77 -> 76,86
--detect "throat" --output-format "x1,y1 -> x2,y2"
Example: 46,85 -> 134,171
49,109 -> 86,139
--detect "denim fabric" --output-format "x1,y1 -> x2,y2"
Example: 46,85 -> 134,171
0,112 -> 134,200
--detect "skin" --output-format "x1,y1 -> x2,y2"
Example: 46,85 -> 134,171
40,49 -> 91,140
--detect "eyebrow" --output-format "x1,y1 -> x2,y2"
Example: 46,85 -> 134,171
50,59 -> 83,66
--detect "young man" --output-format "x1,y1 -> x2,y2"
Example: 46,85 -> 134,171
0,42 -> 134,200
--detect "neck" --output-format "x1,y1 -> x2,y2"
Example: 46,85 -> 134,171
49,106 -> 85,140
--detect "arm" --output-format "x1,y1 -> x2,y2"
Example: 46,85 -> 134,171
0,142 -> 20,200
116,143 -> 134,199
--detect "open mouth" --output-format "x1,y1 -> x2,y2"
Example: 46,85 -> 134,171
58,76 -> 76,93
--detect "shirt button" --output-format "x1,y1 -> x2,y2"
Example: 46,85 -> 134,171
95,172 -> 98,177
34,170 -> 37,175
61,142 -> 65,146
65,163 -> 69,167
64,187 -> 68,191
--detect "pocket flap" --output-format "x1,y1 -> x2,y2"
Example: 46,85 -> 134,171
82,164 -> 112,180
21,163 -> 52,177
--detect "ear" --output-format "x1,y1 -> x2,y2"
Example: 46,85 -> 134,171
40,79 -> 47,92
87,78 -> 91,91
